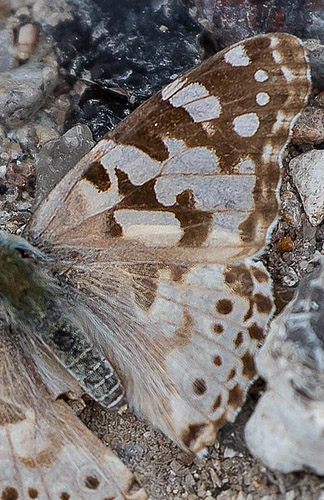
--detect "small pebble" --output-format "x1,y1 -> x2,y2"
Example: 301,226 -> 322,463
16,23 -> 38,60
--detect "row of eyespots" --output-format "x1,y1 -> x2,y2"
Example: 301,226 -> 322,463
1,476 -> 114,500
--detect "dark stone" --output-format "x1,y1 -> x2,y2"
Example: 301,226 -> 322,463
40,0 -> 202,140
195,0 -> 324,50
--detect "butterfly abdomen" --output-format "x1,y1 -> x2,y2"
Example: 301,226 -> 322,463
43,317 -> 125,409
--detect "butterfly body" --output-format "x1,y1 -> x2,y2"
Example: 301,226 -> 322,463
0,33 -> 310,495
0,234 -> 124,411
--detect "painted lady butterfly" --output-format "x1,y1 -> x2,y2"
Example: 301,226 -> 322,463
0,33 -> 310,498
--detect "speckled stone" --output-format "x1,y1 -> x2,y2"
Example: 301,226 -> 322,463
0,62 -> 58,128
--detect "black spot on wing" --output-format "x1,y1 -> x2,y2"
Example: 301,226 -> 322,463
2,487 -> 18,500
82,160 -> 111,192
85,476 -> 100,489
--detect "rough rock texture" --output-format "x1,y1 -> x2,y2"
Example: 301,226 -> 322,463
0,62 -> 58,128
304,39 -> 324,91
246,255 -> 324,475
195,0 -> 324,50
0,29 -> 17,72
36,0 -> 202,139
35,123 -> 94,201
289,150 -> 324,226
292,107 -> 324,145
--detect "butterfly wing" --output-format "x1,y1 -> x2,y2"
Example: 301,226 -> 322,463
0,330 -> 147,499
29,33 -> 310,263
64,256 -> 274,452
27,34 -> 310,452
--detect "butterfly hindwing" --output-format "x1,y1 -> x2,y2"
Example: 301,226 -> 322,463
61,254 -> 273,452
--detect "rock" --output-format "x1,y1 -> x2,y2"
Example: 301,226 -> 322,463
304,39 -> 324,91
16,23 -> 39,61
33,112 -> 61,146
194,0 -> 324,50
0,62 -> 58,129
35,124 -> 94,201
0,29 -> 17,73
275,236 -> 293,253
292,107 -> 324,145
223,447 -> 237,459
289,150 -> 324,226
245,255 -> 324,475
38,0 -> 201,139
10,0 -> 37,7
32,0 -> 73,26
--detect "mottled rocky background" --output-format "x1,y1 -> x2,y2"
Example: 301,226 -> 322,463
2,0 -> 324,499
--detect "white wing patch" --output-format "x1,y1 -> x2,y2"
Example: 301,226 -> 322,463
168,82 -> 209,106
163,81 -> 222,123
224,44 -> 251,67
162,147 -> 220,174
233,113 -> 260,137
254,69 -> 269,82
154,174 -> 255,209
114,210 -> 183,246
161,76 -> 188,101
183,96 -> 222,122
256,91 -> 270,106
101,144 -> 162,185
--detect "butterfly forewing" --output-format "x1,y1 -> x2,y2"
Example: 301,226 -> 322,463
0,331 -> 147,499
26,34 -> 310,452
30,33 -> 309,264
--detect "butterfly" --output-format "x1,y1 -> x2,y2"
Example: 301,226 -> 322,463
0,32 -> 310,497
246,254 -> 324,475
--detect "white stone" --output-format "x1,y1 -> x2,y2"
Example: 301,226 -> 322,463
0,30 -> 17,73
290,149 -> 324,225
245,255 -> 324,475
32,0 -> 73,26
17,23 -> 38,45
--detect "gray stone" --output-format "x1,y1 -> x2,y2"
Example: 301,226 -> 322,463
290,149 -> 324,226
0,62 -> 58,129
32,0 -> 72,26
304,39 -> 324,91
0,29 -> 17,73
10,0 -> 37,7
36,124 -> 94,201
